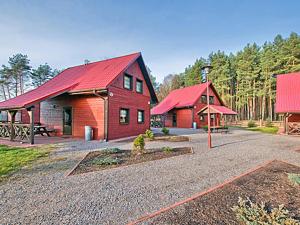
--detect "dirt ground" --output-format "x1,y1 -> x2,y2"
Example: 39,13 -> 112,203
142,161 -> 300,225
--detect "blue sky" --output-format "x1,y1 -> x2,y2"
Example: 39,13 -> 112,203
0,0 -> 299,82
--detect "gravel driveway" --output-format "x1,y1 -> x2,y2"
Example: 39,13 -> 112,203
1,128 -> 300,225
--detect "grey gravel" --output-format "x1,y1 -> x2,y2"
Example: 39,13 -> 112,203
1,128 -> 300,225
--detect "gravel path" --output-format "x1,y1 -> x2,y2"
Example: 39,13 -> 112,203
1,128 -> 300,225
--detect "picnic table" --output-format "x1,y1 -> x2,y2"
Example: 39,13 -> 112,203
34,125 -> 52,136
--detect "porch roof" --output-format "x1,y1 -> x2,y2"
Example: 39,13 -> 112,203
197,105 -> 237,115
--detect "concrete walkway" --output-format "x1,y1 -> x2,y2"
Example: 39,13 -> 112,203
1,128 -> 300,225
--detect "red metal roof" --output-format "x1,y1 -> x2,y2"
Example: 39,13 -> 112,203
276,72 -> 300,113
197,105 -> 237,115
151,82 -> 213,115
0,52 -> 148,110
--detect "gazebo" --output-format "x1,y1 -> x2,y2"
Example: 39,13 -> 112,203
197,105 -> 237,128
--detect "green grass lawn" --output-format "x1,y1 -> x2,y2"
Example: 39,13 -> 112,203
0,145 -> 49,181
246,126 -> 279,134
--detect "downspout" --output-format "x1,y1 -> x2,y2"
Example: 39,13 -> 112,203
93,90 -> 108,141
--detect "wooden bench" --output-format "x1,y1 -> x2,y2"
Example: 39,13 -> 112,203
209,126 -> 229,133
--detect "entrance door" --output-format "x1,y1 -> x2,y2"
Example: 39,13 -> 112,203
63,107 -> 72,135
172,113 -> 177,127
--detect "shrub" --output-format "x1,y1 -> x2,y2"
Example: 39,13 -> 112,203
92,156 -> 121,165
144,129 -> 154,140
265,118 -> 273,127
161,127 -> 169,135
232,197 -> 299,224
202,125 -> 208,132
287,173 -> 300,186
102,148 -> 121,154
132,135 -> 145,155
162,146 -> 173,153
247,120 -> 256,128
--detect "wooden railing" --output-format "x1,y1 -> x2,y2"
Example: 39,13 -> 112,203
0,122 -> 32,142
288,122 -> 300,135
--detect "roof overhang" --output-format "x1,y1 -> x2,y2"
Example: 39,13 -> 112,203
197,105 -> 237,115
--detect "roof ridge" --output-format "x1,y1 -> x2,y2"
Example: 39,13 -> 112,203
65,52 -> 141,70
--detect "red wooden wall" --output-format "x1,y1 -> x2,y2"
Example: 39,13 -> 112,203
107,61 -> 151,140
40,95 -> 105,139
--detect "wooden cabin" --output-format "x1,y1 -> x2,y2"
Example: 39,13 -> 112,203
0,52 -> 158,143
151,82 -> 236,128
275,72 -> 300,135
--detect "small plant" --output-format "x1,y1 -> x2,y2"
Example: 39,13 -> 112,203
102,148 -> 121,154
161,127 -> 169,135
247,120 -> 256,128
144,129 -> 154,140
265,118 -> 273,127
92,156 -> 121,165
162,146 -> 173,153
232,197 -> 300,224
132,135 -> 145,155
202,125 -> 208,132
287,173 -> 300,186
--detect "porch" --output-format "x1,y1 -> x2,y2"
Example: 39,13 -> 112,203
282,113 -> 300,135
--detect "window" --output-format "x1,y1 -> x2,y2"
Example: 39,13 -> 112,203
124,74 -> 133,90
201,95 -> 214,104
137,110 -> 144,123
120,108 -> 129,124
200,115 -> 205,121
201,95 -> 207,103
136,79 -> 143,93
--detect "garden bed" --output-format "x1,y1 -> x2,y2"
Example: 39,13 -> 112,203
146,135 -> 190,142
69,147 -> 193,175
132,160 -> 300,224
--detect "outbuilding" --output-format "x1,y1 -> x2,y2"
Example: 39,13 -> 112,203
151,82 -> 236,128
275,72 -> 300,134
0,52 -> 158,143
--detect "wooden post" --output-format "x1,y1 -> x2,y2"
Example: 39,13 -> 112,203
8,111 -> 17,141
285,113 -> 289,134
27,108 -> 34,144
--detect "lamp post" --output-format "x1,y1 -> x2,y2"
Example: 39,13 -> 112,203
202,64 -> 213,149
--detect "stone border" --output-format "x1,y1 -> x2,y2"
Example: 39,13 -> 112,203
66,147 -> 194,177
127,159 -> 297,225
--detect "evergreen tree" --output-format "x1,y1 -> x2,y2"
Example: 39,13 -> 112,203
30,63 -> 56,87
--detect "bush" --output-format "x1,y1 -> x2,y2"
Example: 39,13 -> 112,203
102,148 -> 121,154
247,120 -> 256,128
265,118 -> 273,127
162,146 -> 173,153
132,135 -> 145,155
144,129 -> 154,140
161,127 -> 169,135
287,173 -> 300,186
232,197 -> 299,224
202,125 -> 208,132
92,156 -> 121,165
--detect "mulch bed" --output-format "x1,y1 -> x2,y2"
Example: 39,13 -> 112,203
114,134 -> 190,143
132,160 -> 300,225
69,147 -> 193,175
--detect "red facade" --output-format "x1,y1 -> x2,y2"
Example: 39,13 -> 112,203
4,53 -> 158,141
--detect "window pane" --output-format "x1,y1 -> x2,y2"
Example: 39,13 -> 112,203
136,80 -> 143,93
201,95 -> 207,103
138,110 -> 144,123
209,96 -> 214,104
124,75 -> 132,89
120,109 -> 129,123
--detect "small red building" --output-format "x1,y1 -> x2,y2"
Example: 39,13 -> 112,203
275,72 -> 300,134
0,52 -> 158,142
151,82 -> 236,128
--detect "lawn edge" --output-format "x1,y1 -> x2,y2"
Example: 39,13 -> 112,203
127,159 -> 297,225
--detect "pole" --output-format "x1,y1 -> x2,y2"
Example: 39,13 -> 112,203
207,76 -> 212,148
